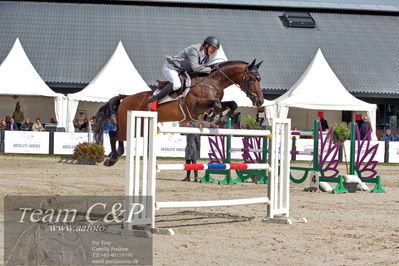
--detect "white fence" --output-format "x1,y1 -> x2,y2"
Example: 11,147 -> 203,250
0,131 -> 396,163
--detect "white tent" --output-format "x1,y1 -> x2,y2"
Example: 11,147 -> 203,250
267,49 -> 377,139
0,38 -> 65,127
67,41 -> 151,131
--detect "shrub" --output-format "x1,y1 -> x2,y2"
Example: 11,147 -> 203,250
72,142 -> 105,164
332,123 -> 350,144
243,115 -> 260,129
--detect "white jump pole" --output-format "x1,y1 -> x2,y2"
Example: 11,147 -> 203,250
158,126 -> 271,137
124,111 -> 157,230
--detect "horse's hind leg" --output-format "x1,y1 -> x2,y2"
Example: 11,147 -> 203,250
104,131 -> 119,167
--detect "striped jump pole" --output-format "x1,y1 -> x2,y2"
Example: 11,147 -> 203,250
124,111 -> 307,235
201,120 -> 269,185
157,163 -> 271,171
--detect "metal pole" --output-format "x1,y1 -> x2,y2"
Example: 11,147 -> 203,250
384,141 -> 389,163
313,120 -> 319,171
88,114 -> 92,143
349,122 -> 355,175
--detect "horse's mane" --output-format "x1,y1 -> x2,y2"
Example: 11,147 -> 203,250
215,60 -> 248,68
190,60 -> 248,78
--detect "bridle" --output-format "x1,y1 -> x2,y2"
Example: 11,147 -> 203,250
216,64 -> 262,103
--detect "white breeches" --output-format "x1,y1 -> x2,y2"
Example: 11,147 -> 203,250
162,62 -> 181,91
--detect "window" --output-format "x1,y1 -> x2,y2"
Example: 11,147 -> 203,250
280,11 -> 316,28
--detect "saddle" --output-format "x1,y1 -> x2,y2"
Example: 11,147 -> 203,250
153,72 -> 195,124
156,72 -> 189,97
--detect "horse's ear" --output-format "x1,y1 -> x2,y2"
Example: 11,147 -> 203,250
248,59 -> 256,69
255,60 -> 263,69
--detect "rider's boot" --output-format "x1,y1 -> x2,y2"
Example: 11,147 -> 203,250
146,83 -> 174,105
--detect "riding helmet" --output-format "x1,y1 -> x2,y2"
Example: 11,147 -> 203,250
203,36 -> 220,49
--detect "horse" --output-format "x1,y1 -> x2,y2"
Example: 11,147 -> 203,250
94,59 -> 264,166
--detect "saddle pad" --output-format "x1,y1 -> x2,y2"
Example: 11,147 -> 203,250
156,72 -> 191,105
157,87 -> 191,105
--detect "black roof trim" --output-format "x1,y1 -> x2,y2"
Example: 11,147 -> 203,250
16,1 -> 399,16
352,92 -> 399,99
47,82 -> 87,94
263,88 -> 399,101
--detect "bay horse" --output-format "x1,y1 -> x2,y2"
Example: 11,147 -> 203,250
94,59 -> 264,166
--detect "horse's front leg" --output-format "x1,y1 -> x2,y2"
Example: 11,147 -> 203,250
104,131 -> 119,167
201,100 -> 222,122
218,101 -> 238,124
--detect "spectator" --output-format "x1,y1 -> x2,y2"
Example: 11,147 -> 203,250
256,112 -> 265,126
320,117 -> 329,131
12,102 -> 24,130
89,116 -> 96,131
318,112 -> 329,131
73,118 -> 80,131
0,119 -> 7,130
7,118 -> 18,130
381,128 -> 396,142
79,118 -> 89,131
50,118 -> 57,124
360,116 -> 371,139
21,118 -> 33,131
183,122 -> 202,182
32,118 -> 44,132
5,115 -> 11,128
355,114 -> 363,130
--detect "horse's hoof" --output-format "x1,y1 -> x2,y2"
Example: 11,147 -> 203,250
219,117 -> 228,125
103,159 -> 112,167
104,158 -> 117,167
204,114 -> 214,122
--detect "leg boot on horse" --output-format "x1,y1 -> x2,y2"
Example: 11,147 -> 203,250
104,130 -> 119,167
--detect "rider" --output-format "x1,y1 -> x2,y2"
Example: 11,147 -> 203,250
147,36 -> 220,104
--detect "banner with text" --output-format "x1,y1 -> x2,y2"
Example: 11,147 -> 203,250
4,131 -> 49,154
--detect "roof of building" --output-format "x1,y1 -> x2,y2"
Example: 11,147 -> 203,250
136,0 -> 399,13
0,1 -> 398,98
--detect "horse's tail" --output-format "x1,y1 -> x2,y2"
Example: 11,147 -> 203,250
94,95 -> 127,144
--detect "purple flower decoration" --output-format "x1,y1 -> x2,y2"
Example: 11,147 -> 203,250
317,121 -> 341,178
242,136 -> 263,163
208,136 -> 226,164
354,124 -> 378,179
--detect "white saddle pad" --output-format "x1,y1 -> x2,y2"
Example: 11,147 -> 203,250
156,87 -> 191,105
155,72 -> 191,105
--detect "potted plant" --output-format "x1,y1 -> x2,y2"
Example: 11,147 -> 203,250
332,122 -> 351,172
243,115 -> 260,129
72,142 -> 105,165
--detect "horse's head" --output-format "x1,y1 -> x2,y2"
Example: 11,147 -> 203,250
243,59 -> 264,106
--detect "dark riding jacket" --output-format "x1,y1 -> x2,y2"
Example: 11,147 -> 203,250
166,44 -> 212,74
